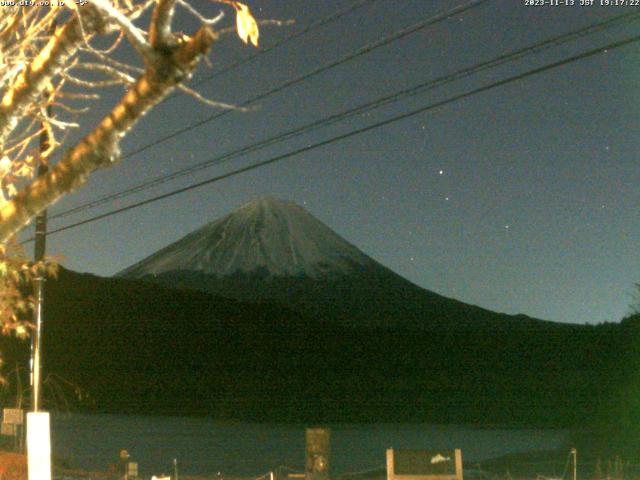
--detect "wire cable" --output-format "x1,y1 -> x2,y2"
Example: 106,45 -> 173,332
28,33 -> 640,241
49,10 -> 640,221
119,0 -> 492,161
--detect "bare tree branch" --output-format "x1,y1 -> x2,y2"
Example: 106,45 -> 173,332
149,0 -> 179,49
0,26 -> 218,242
0,1 -> 155,147
178,1 -> 225,26
87,0 -> 153,59
0,14 -> 106,146
177,83 -> 245,110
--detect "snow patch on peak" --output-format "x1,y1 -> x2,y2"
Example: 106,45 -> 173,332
118,198 -> 376,279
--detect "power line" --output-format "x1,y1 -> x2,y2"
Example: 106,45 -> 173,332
120,0 -> 491,161
49,10 -> 640,221
31,33 -> 640,240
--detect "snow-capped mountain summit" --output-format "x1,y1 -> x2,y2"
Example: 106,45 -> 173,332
118,197 -> 376,279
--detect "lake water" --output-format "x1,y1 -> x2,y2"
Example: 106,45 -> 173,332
50,413 -> 569,477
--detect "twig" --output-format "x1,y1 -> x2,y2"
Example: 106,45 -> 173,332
177,83 -> 247,110
178,0 -> 225,26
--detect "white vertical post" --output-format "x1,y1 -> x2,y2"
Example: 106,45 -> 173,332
27,412 -> 51,480
386,449 -> 394,480
455,449 -> 463,480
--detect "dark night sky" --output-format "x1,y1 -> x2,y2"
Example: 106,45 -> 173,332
30,0 -> 640,325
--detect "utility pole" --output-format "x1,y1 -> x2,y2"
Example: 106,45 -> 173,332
27,37 -> 54,477
31,101 -> 51,413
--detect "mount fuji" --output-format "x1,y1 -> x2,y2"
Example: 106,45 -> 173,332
118,197 -> 542,330
4,197 -> 627,426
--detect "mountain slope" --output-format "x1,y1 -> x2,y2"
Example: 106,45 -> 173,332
118,197 -> 550,330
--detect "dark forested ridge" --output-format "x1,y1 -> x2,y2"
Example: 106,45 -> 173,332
2,267 -> 639,434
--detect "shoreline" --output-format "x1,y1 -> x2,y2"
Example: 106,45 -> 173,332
4,447 -> 638,480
